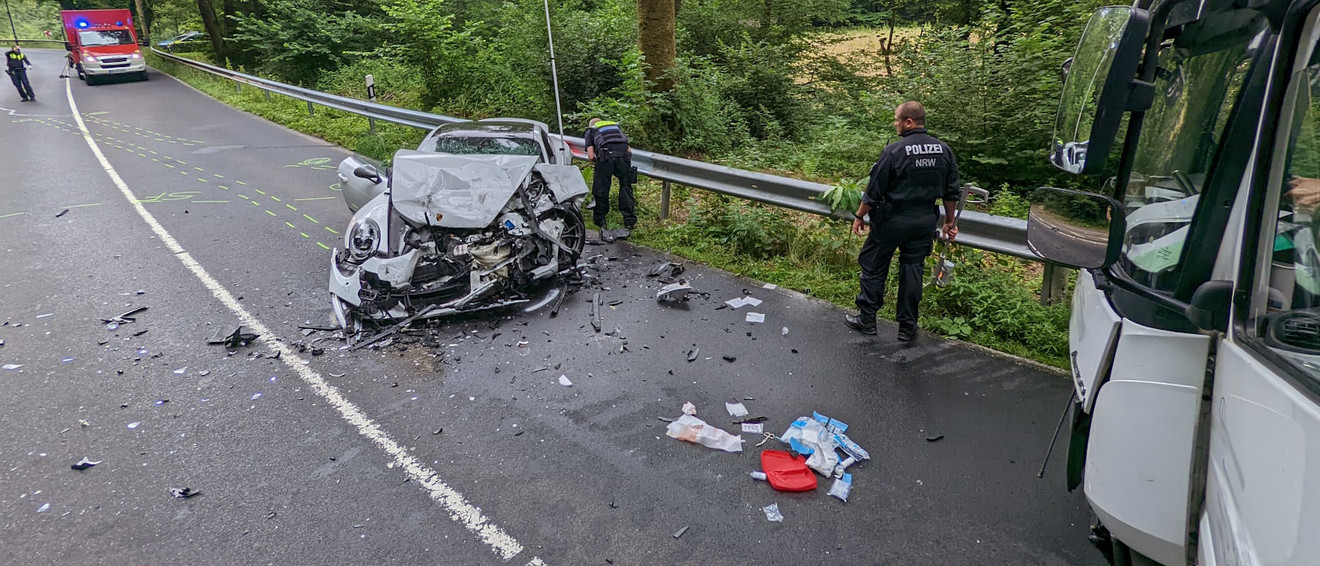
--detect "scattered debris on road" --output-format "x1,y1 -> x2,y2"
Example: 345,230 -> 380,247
207,326 -> 259,348
55,209 -> 69,218
666,410 -> 743,452
558,375 -> 573,386
70,457 -> 101,470
170,487 -> 200,499
762,503 -> 784,522
672,525 -> 688,539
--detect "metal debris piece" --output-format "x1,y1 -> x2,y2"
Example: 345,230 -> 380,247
351,305 -> 440,352
171,487 -> 200,499
101,306 -> 148,326
70,457 -> 101,470
647,261 -> 673,277
722,355 -> 737,363
686,347 -> 699,362
56,209 -> 70,218
672,526 -> 689,539
925,434 -> 944,442
549,284 -> 569,318
208,326 -> 259,348
590,293 -> 601,333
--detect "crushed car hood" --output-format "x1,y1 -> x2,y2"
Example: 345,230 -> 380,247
390,149 -> 541,229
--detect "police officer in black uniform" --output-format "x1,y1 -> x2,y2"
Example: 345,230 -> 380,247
845,101 -> 961,341
6,45 -> 35,102
585,118 -> 636,232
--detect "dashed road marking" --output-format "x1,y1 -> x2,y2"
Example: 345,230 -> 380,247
65,73 -> 536,565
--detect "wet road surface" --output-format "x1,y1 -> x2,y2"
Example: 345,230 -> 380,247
0,50 -> 1102,565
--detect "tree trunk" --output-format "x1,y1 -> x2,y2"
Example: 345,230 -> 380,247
637,0 -> 676,92
195,0 -> 227,64
221,0 -> 235,36
133,0 -> 149,43
883,11 -> 895,77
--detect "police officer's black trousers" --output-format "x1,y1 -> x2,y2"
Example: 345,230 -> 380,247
8,69 -> 33,100
591,156 -> 636,228
855,214 -> 935,334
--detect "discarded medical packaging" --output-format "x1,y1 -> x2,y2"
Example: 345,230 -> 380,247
762,503 -> 784,522
828,473 -> 853,503
666,414 -> 743,452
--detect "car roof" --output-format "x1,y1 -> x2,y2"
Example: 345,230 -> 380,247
430,120 -> 546,138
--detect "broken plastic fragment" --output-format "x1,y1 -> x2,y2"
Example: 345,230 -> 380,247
745,312 -> 765,323
686,347 -> 699,362
173,367 -> 187,375
2,364 -> 22,370
558,375 -> 573,386
749,471 -> 768,481
37,503 -> 50,513
70,457 -> 101,470
672,526 -> 688,539
251,393 -> 263,400
828,473 -> 853,502
781,327 -> 789,336
106,322 -> 119,331
170,487 -> 200,499
762,503 -> 783,522
656,281 -> 693,302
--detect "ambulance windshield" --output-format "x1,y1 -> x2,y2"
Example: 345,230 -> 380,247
78,30 -> 134,47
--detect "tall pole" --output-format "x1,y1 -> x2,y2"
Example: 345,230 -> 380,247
542,0 -> 567,154
5,0 -> 17,44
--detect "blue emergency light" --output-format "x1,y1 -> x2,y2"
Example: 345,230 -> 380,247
76,20 -> 88,28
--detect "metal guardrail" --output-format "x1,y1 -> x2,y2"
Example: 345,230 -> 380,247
149,49 -> 1047,275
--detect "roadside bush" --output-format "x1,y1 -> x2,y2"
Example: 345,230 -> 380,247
318,59 -> 427,110
692,197 -> 795,259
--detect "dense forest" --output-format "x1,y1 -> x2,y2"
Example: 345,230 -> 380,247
12,0 -> 1102,191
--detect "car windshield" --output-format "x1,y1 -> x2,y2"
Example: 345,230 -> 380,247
425,134 -> 542,157
79,30 -> 134,47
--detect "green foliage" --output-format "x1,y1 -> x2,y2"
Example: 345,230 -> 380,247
818,178 -> 864,214
988,186 -> 1030,219
230,0 -> 379,85
929,316 -> 972,338
8,0 -> 62,38
692,197 -> 795,259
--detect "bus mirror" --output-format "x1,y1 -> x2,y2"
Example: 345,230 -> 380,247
1027,187 -> 1125,270
1050,7 -> 1151,175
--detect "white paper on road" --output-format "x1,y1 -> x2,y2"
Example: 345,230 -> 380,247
726,402 -> 749,417
746,312 -> 765,323
743,297 -> 763,307
742,422 -> 764,434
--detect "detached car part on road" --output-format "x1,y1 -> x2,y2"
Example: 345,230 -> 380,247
329,119 -> 587,330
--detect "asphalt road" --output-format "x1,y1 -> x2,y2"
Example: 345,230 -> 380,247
0,50 -> 1103,565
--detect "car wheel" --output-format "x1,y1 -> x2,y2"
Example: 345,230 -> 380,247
138,71 -> 148,82
75,63 -> 85,81
551,205 -> 586,262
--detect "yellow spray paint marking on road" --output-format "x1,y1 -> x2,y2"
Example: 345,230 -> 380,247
194,167 -> 204,172
266,210 -> 278,217
59,203 -> 102,209
286,204 -> 298,211
300,232 -> 309,238
254,189 -> 266,195
317,242 -> 331,250
213,174 -> 224,179
294,196 -> 337,202
193,200 -> 229,204
286,222 -> 296,229
303,214 -> 319,224
218,185 -> 229,191
251,201 -> 261,207
270,196 -> 281,202
197,178 -> 208,183
325,226 -> 340,235
0,212 -> 29,219
237,194 -> 250,200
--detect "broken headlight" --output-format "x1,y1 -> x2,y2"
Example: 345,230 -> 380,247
348,218 -> 380,261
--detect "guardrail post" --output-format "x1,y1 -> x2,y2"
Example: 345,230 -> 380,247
368,117 -> 376,135
1040,263 -> 1070,306
264,90 -> 271,102
234,80 -> 241,94
660,180 -> 671,221
307,101 -> 315,117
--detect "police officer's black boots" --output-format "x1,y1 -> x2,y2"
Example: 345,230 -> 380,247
844,314 -> 877,335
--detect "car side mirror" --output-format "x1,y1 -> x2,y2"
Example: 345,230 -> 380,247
1027,187 -> 1125,270
353,164 -> 382,184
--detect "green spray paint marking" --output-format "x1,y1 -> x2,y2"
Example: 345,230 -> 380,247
294,196 -> 336,202
324,226 -> 340,235
193,200 -> 229,204
59,203 -> 102,209
303,214 -> 318,224
285,222 -> 296,229
266,210 -> 277,217
254,189 -> 267,195
317,242 -> 331,250
0,212 -> 28,219
285,204 -> 298,211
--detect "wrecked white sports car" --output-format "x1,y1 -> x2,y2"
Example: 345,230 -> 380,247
329,119 -> 588,329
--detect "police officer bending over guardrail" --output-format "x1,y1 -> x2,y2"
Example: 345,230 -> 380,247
845,101 -> 960,341
585,117 -> 636,234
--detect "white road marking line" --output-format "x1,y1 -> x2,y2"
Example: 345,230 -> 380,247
64,79 -> 539,563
